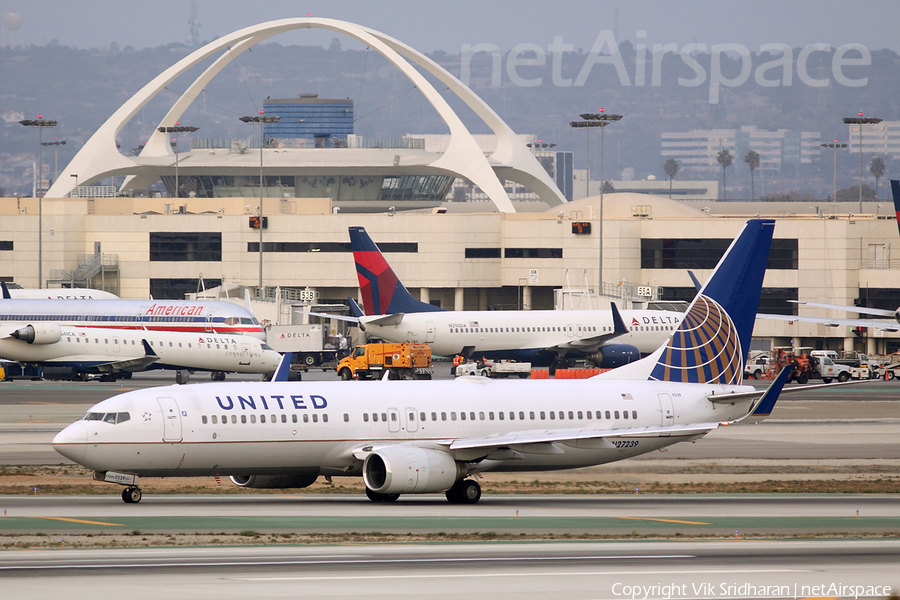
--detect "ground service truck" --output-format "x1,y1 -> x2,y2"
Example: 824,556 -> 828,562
337,343 -> 432,380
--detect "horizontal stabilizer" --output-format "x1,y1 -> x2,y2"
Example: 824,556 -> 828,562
362,313 -> 405,327
303,311 -> 360,323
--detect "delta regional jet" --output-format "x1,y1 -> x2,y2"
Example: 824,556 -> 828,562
347,227 -> 684,372
0,324 -> 281,382
54,220 -> 793,505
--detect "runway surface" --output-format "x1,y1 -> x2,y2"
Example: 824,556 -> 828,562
1,494 -> 899,537
1,540 -> 898,599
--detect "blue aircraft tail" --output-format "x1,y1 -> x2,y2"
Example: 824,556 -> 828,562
646,219 -> 775,384
348,226 -> 444,316
891,180 -> 900,237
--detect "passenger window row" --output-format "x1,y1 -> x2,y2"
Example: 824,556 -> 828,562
363,409 -> 639,423
202,413 -> 329,425
450,326 -> 601,334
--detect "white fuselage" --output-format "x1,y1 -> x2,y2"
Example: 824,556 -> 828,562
6,289 -> 120,299
0,298 -> 265,339
359,309 -> 682,359
0,326 -> 281,375
53,378 -> 753,478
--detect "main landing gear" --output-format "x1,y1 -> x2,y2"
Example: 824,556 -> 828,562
365,488 -> 400,502
445,479 -> 481,504
121,486 -> 142,503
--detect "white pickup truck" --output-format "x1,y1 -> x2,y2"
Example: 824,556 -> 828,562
808,351 -> 852,383
455,360 -> 532,379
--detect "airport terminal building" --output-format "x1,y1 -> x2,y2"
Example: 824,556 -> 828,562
2,193 -> 899,356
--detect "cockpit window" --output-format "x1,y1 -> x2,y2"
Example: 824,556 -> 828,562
83,412 -> 130,424
261,343 -> 273,350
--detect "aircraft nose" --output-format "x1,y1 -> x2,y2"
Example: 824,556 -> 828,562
52,421 -> 87,464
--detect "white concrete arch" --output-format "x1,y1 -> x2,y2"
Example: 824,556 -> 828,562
47,17 -> 566,211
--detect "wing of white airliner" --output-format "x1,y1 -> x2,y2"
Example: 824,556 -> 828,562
544,302 -> 631,352
444,422 -> 720,452
790,300 -> 896,317
94,340 -> 160,373
758,312 -> 900,332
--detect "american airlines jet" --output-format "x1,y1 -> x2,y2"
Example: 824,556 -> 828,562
0,324 -> 281,381
0,295 -> 265,340
54,220 -> 791,505
347,227 -> 684,372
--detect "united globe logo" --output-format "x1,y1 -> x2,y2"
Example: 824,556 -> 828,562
650,295 -> 742,384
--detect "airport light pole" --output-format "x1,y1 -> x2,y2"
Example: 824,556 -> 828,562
19,115 -> 56,289
821,140 -> 847,201
842,113 -> 882,213
570,110 -> 622,294
41,138 -> 66,182
239,111 -> 280,293
157,122 -> 198,198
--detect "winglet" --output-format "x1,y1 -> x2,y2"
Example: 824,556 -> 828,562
750,365 -> 792,418
349,226 -> 444,315
891,180 -> 900,237
0,282 -> 10,300
609,301 -> 628,336
348,297 -> 364,318
687,270 -> 702,292
141,339 -> 158,357
271,352 -> 293,382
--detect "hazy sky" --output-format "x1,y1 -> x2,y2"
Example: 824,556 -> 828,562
2,0 -> 898,54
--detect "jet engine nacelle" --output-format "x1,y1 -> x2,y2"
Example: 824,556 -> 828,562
363,446 -> 465,495
229,473 -> 318,489
11,323 -> 62,345
588,343 -> 640,368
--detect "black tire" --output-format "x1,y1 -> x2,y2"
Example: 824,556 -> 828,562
446,479 -> 481,504
481,370 -> 490,377
121,371 -> 133,379
365,488 -> 399,502
122,488 -> 131,503
123,487 -> 141,504
548,363 -> 557,377
822,378 -> 832,384
797,372 -> 809,384
837,371 -> 850,383
888,371 -> 895,381
339,368 -> 352,381
753,369 -> 762,380
303,354 -> 317,366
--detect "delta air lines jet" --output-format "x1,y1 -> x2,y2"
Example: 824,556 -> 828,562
53,220 -> 791,505
348,227 -> 684,372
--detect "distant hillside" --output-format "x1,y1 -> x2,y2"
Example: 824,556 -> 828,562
2,41 -> 898,198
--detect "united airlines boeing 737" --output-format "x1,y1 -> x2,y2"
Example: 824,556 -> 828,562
54,220 -> 790,505
347,227 -> 685,372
